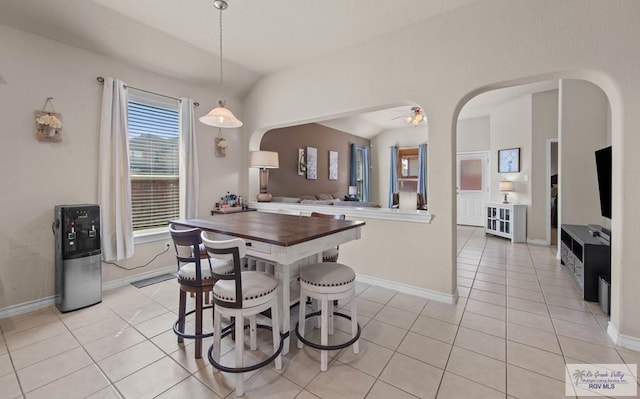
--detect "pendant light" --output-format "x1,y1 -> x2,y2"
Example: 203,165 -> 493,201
199,0 -> 243,128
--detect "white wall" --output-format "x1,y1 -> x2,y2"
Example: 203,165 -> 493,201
489,95 -> 532,206
371,126 -> 428,207
0,24 -> 243,308
457,116 -> 490,153
242,0 -> 640,342
456,90 -> 558,242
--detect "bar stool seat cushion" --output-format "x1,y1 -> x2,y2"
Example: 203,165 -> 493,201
299,262 -> 355,288
213,271 -> 277,307
178,259 -> 233,281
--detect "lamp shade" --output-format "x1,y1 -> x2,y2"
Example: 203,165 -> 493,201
499,180 -> 514,192
250,151 -> 279,169
199,105 -> 243,128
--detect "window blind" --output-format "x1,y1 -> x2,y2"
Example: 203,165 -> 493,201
127,91 -> 180,231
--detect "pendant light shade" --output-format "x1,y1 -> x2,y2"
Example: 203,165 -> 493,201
199,99 -> 243,128
200,0 -> 242,128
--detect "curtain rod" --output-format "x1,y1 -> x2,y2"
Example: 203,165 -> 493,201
96,77 -> 199,107
391,144 -> 426,149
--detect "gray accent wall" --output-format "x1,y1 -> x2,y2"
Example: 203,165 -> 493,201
260,123 -> 370,198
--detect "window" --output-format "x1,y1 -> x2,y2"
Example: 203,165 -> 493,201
398,147 -> 419,179
127,89 -> 180,231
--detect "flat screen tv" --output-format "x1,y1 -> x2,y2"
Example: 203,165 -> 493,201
595,146 -> 612,219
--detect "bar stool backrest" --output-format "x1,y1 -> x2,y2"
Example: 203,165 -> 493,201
201,232 -> 247,309
169,224 -> 209,283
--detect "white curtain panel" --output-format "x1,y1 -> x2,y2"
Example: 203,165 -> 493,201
98,77 -> 134,261
179,98 -> 199,218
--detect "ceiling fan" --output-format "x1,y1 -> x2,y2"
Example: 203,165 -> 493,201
391,106 -> 425,126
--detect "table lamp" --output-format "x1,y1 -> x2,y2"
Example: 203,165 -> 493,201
250,151 -> 279,202
499,180 -> 514,203
347,186 -> 359,201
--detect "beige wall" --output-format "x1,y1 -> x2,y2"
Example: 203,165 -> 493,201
457,117 -> 490,153
559,79 -> 610,226
3,0 -> 640,345
0,24 -> 242,308
530,90 -> 559,242
243,0 -> 640,341
260,124 -> 369,198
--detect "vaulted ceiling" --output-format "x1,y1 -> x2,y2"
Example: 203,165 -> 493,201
0,0 -> 480,96
0,0 -> 557,136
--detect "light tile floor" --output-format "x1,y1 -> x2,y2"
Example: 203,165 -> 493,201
1,226 -> 638,398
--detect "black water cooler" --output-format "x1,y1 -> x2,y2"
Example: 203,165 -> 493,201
54,205 -> 102,312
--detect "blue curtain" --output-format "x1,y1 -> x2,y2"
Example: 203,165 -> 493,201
417,143 -> 427,206
389,146 -> 398,207
349,143 -> 357,187
362,146 -> 371,202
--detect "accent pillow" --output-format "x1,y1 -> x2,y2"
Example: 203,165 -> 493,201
300,199 -> 334,205
315,193 -> 333,200
271,196 -> 301,203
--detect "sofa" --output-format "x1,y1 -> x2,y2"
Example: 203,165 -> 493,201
271,193 -> 381,208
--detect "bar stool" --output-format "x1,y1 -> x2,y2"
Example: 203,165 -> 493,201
296,262 -> 360,371
310,212 -> 345,262
169,224 -> 233,359
201,232 -> 283,397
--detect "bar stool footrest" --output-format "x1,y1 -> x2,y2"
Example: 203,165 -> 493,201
207,324 -> 285,373
295,310 -> 361,351
173,306 -> 217,339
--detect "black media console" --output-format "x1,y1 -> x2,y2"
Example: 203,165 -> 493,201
560,224 -> 611,302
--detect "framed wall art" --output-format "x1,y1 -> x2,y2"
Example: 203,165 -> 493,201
306,146 -> 317,179
498,147 -> 520,173
297,148 -> 306,175
329,151 -> 338,180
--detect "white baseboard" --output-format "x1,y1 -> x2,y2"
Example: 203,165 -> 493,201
607,322 -> 640,352
0,296 -> 56,319
527,238 -> 549,246
356,273 -> 458,304
0,265 -> 176,320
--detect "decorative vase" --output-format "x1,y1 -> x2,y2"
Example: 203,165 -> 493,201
46,127 -> 56,137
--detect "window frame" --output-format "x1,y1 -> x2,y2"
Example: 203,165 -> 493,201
126,88 -> 182,242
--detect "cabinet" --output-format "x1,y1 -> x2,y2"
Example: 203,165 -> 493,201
485,202 -> 526,243
560,224 -> 611,302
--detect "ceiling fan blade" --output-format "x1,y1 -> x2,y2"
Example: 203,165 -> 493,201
390,115 -> 406,120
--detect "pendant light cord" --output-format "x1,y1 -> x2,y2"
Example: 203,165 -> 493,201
219,5 -> 224,101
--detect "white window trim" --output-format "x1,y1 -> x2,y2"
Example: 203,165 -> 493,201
134,226 -> 170,244
127,87 -> 182,241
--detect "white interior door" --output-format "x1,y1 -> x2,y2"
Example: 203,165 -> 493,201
457,152 -> 489,226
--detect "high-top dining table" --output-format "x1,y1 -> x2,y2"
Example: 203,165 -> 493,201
171,211 -> 365,354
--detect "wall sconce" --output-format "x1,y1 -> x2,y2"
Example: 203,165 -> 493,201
499,180 -> 514,203
250,151 -> 279,202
